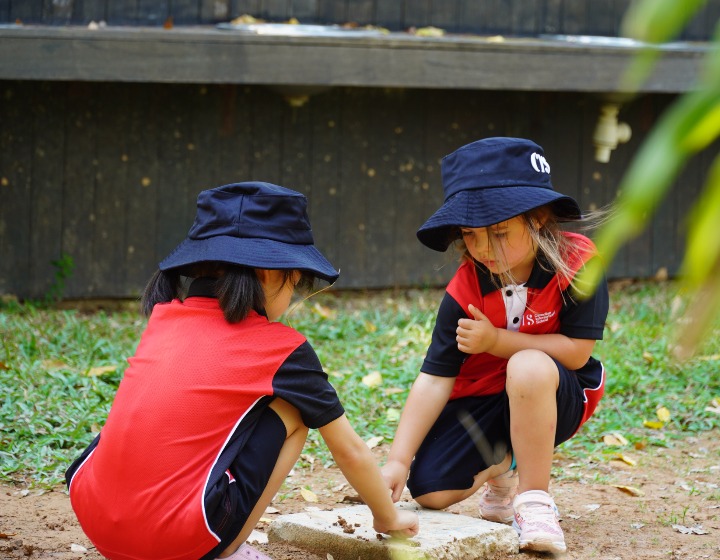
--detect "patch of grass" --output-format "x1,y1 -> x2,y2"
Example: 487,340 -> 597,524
0,301 -> 144,487
562,280 -> 720,457
1,281 -> 719,488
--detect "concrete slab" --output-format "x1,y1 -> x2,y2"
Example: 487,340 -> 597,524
267,503 -> 519,559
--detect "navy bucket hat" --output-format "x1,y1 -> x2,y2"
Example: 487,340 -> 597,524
159,182 -> 339,283
417,137 -> 582,252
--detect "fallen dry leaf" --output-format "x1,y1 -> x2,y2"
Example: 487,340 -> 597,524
300,487 -> 318,503
603,433 -> 629,447
413,26 -> 445,37
643,420 -> 664,430
612,484 -> 645,497
230,14 -> 264,24
362,371 -> 382,388
365,435 -> 384,449
85,365 -> 117,377
656,406 -> 671,423
614,453 -> 637,467
312,303 -> 335,319
42,359 -> 70,371
705,397 -> 720,415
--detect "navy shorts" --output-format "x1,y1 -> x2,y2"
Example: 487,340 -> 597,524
200,406 -> 286,560
407,359 -> 585,497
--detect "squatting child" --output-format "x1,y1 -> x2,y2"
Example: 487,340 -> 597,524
66,182 -> 418,560
381,137 -> 609,554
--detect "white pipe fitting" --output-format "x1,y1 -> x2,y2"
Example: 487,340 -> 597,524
593,103 -> 632,163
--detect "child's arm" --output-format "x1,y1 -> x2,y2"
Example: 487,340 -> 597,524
381,373 -> 455,502
319,415 -> 419,537
457,304 -> 595,370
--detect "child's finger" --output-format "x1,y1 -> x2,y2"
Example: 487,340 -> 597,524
467,303 -> 486,321
457,318 -> 476,330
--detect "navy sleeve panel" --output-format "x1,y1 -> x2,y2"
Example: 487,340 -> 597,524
559,274 -> 609,340
273,341 -> 345,429
420,292 -> 465,377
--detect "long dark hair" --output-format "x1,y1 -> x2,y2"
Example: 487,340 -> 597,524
140,263 -> 315,323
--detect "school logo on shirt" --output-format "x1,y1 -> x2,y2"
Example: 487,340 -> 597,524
530,153 -> 551,174
524,310 -> 556,326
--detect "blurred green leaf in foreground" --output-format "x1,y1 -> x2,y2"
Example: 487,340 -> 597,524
581,0 -> 720,358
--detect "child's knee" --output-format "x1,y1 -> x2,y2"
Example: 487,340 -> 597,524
506,350 -> 558,391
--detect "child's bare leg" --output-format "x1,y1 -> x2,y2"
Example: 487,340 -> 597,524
219,399 -> 308,558
414,453 -> 512,510
506,349 -> 559,493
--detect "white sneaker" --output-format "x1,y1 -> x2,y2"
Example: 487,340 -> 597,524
512,490 -> 566,554
478,468 -> 518,524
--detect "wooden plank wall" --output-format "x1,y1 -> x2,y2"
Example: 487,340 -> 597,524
2,0 -> 719,41
0,81 -> 709,299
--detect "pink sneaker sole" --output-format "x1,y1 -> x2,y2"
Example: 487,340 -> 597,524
225,543 -> 273,560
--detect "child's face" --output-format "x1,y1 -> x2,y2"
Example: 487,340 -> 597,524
460,217 -> 537,282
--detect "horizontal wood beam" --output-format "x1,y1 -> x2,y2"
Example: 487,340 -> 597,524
0,25 -> 708,92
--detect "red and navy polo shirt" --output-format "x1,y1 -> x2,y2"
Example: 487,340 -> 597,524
422,232 -> 608,421
66,282 -> 344,560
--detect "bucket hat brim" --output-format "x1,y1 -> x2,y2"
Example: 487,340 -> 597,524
156,182 -> 339,283
417,185 -> 581,252
159,235 -> 339,284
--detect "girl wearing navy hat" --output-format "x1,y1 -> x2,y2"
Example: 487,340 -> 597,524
382,138 -> 609,555
66,182 -> 418,560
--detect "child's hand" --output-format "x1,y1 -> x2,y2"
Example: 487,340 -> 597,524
456,304 -> 498,354
373,509 -> 420,538
380,460 -> 409,503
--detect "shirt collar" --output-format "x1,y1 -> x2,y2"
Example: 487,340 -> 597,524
475,253 -> 556,296
187,277 -> 218,298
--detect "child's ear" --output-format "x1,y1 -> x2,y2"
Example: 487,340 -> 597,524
255,268 -> 284,287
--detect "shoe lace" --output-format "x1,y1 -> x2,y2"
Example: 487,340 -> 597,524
520,500 -> 560,528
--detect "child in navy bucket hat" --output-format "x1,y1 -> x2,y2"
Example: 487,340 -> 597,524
382,138 -> 609,554
66,182 -> 418,560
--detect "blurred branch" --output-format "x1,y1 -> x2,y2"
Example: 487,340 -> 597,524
580,0 -> 720,356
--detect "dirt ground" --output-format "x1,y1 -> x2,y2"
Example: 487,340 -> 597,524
1,434 -> 718,560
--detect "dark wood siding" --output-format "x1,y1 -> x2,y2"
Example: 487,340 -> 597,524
1,81 -> 711,299
2,0 -> 718,41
